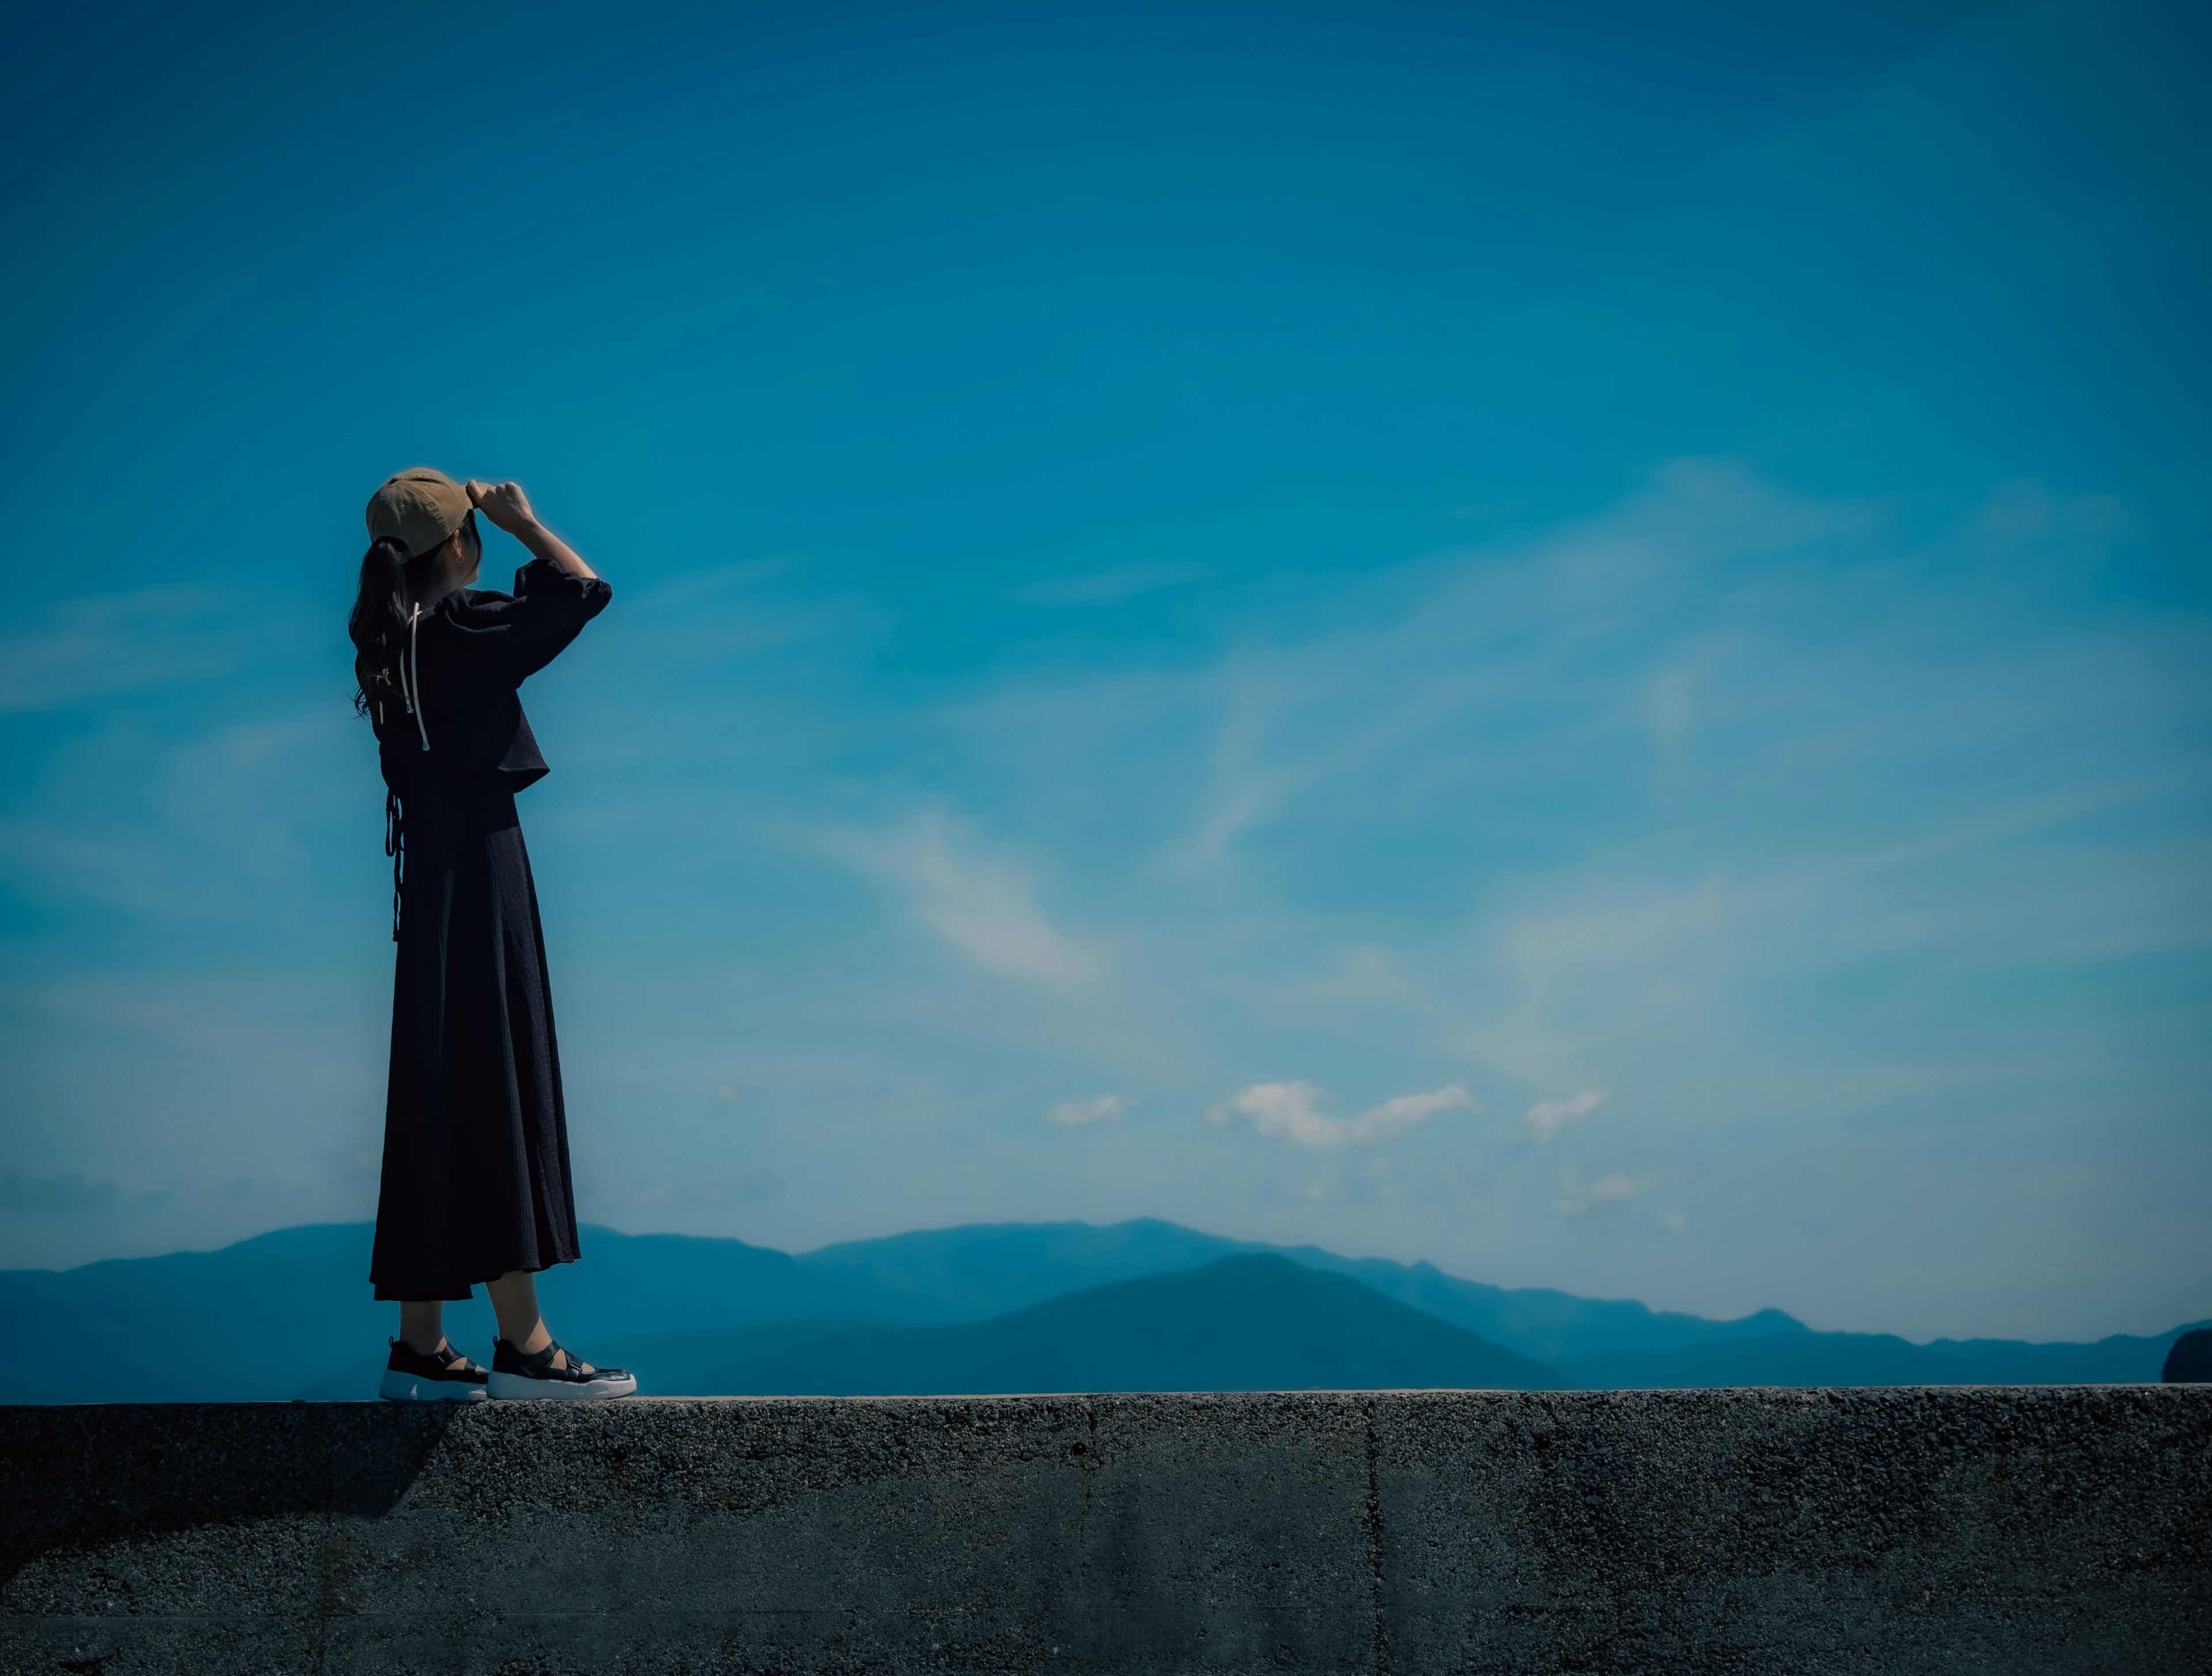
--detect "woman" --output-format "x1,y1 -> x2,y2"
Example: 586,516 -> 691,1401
349,467 -> 635,1401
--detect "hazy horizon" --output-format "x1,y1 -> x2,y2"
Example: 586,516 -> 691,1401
3,0 -> 2207,1344
10,1211 -> 2209,1351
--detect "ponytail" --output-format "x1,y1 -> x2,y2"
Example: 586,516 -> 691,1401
349,535 -> 423,720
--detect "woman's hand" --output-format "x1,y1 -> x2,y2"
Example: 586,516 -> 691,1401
465,479 -> 539,537
465,478 -> 600,582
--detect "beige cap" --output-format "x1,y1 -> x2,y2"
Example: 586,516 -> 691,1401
365,467 -> 471,558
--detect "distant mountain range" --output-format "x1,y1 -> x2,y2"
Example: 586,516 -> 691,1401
1,1218 -> 2199,1404
581,1256 -> 1565,1400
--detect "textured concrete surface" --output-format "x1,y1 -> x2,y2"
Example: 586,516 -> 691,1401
2,1387 -> 2206,1675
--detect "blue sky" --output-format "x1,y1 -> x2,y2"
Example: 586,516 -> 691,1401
2,0 -> 2206,1341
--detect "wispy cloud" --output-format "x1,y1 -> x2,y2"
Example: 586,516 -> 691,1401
1354,1085 -> 1483,1142
1588,1171 -> 1652,1200
0,1167 -> 117,1214
0,711 -> 343,918
1206,1080 -> 1478,1148
1019,562 -> 1211,607
825,810 -> 1096,985
1194,787 -> 1266,863
1045,1094 -> 1133,1127
1552,1169 -> 1654,1213
14,455 -> 2206,1335
620,557 -> 871,662
1525,1089 -> 1611,1142
0,587 -> 243,714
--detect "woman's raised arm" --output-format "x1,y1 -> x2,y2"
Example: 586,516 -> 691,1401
466,479 -> 599,582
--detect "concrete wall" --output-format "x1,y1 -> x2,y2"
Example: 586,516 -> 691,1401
4,1387 -> 2206,1675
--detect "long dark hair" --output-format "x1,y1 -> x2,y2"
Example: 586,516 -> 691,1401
348,512 -> 475,718
349,537 -> 427,719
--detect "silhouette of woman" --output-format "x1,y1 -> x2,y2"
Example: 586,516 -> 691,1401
347,468 -> 634,1401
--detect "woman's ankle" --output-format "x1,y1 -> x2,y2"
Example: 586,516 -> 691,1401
498,1322 -> 554,1358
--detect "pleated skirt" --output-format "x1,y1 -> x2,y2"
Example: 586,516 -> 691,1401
370,777 -> 581,1301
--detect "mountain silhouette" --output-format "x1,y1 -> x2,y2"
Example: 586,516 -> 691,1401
793,1217 -> 1810,1360
0,1222 -> 910,1404
4,1217 -> 2200,1403
1557,1325 -> 2211,1389
605,1254 -> 1566,1395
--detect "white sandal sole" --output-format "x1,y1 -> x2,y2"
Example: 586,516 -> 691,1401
379,1370 -> 490,1402
486,1368 -> 638,1401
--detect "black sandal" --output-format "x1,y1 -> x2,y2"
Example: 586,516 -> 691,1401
487,1337 -> 637,1401
380,1337 -> 489,1402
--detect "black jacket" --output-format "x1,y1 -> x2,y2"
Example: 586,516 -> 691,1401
371,556 -> 613,794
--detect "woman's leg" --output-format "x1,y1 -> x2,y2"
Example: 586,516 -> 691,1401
485,1270 -> 550,1352
381,1297 -> 486,1402
485,1269 -> 599,1372
398,1300 -> 445,1355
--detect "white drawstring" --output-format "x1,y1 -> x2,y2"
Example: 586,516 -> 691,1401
397,604 -> 430,752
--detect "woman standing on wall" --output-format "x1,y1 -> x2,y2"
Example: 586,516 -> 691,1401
347,468 -> 635,1401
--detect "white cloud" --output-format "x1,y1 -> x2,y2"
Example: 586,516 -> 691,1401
1206,1080 -> 1338,1147
1524,1089 -> 1611,1142
1045,1094 -> 1133,1127
1350,1085 -> 1480,1142
830,810 -> 1094,985
1206,1081 -> 1478,1148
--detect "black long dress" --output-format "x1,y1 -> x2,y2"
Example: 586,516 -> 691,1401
368,556 -> 613,1302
